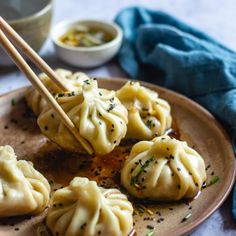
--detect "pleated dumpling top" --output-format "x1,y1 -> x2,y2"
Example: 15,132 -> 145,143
46,177 -> 133,236
25,68 -> 89,116
121,136 -> 206,201
116,81 -> 172,140
37,79 -> 128,154
0,145 -> 50,217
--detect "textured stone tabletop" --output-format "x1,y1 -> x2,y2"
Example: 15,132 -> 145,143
0,0 -> 235,235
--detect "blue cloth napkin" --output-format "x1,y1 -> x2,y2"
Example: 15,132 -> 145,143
115,6 -> 236,218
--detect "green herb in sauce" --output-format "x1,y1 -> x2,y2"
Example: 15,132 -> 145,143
11,98 -> 16,106
181,213 -> 192,222
59,25 -> 113,47
130,158 -> 154,187
207,176 -> 220,186
146,229 -> 155,236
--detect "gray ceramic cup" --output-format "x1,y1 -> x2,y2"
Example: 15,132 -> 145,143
0,0 -> 53,66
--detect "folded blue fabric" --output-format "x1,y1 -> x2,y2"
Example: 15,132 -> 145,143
115,6 -> 236,218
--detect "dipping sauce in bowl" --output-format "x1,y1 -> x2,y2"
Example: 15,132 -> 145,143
51,19 -> 123,68
59,25 -> 114,47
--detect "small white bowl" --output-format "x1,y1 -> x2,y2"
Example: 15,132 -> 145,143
51,19 -> 123,68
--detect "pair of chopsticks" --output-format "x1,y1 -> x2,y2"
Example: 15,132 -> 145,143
0,17 -> 93,154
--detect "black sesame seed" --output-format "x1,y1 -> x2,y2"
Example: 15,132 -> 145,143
44,126 -> 48,131
177,167 -> 181,171
4,125 -> 8,129
58,93 -> 65,97
80,223 -> 87,229
205,164 -> 211,170
146,225 -> 154,229
10,118 -> 17,123
14,228 -> 19,231
84,80 -> 90,85
51,114 -> 54,118
156,211 -> 161,216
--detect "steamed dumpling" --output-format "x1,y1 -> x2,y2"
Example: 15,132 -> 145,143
25,68 -> 89,115
121,136 -> 206,201
38,79 -> 128,154
116,81 -> 172,140
0,145 -> 50,217
46,177 -> 133,236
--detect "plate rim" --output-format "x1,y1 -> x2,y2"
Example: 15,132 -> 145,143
0,78 -> 235,236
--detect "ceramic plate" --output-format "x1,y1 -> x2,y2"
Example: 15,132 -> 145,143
0,78 -> 235,236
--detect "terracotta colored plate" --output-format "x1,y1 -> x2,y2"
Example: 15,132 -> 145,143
0,78 -> 235,236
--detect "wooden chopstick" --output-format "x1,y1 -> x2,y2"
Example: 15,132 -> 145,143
0,16 -> 68,91
0,29 -> 93,154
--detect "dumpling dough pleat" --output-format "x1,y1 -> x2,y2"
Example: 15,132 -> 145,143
0,145 -> 50,217
38,79 -> 128,155
116,81 -> 172,140
121,136 -> 206,201
25,68 -> 89,116
46,177 -> 133,236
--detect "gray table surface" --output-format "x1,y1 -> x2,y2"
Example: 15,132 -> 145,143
0,0 -> 235,235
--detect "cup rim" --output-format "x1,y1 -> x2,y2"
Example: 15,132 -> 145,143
5,0 -> 52,25
51,19 -> 123,52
